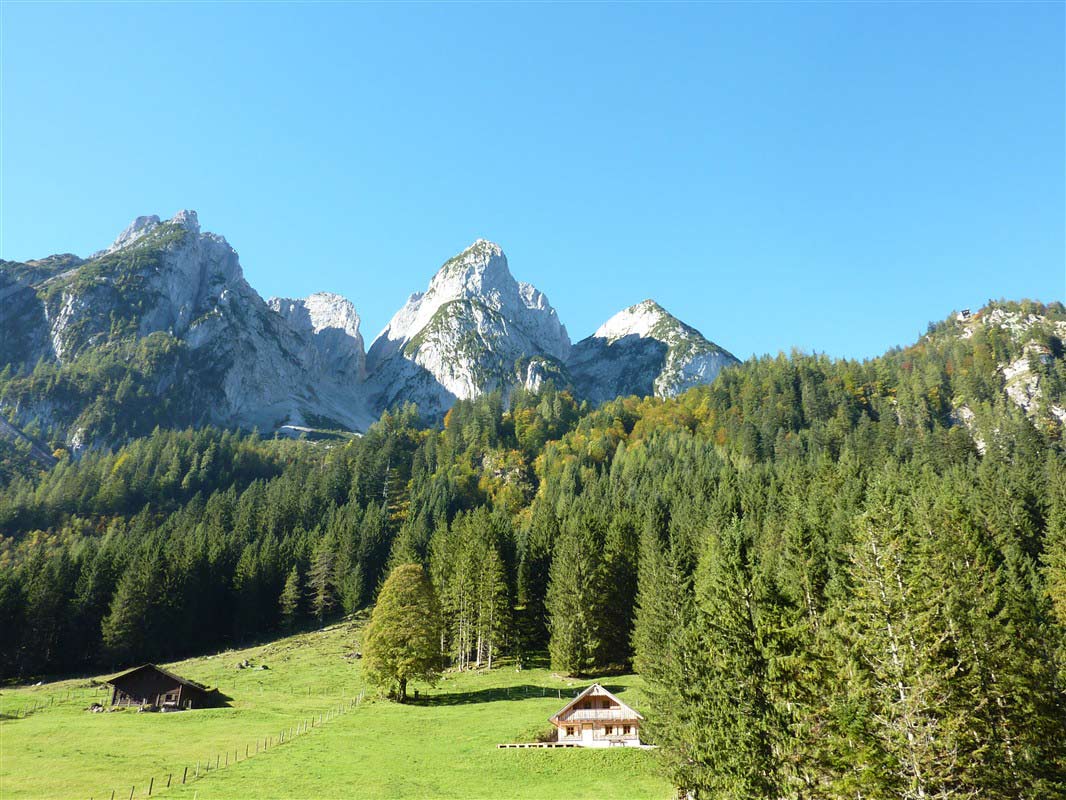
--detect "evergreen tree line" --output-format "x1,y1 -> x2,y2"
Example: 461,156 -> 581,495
1,301 -> 1065,796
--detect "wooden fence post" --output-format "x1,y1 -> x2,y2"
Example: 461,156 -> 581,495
147,776 -> 153,796
166,774 -> 171,789
128,787 -> 134,800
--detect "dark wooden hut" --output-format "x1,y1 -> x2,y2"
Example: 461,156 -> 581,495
105,664 -> 219,710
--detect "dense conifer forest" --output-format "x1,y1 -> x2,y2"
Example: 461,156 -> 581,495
2,300 -> 1066,797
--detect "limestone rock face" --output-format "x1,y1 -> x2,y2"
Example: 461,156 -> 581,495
96,214 -> 162,256
568,300 -> 739,404
954,307 -> 1066,428
1,218 -> 743,445
366,239 -> 571,419
0,268 -> 55,369
269,292 -> 367,385
0,211 -> 375,445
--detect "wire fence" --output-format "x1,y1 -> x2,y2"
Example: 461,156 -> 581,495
4,684 -> 111,719
85,689 -> 367,800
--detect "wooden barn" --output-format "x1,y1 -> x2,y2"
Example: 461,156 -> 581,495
105,664 -> 220,710
549,683 -> 644,748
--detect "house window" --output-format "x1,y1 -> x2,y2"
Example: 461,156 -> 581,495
623,725 -> 631,735
565,726 -> 575,737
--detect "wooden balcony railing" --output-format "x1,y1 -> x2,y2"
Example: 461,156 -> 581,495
557,709 -> 639,722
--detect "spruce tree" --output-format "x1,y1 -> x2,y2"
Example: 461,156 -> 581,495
308,535 -> 338,622
546,515 -> 605,675
477,546 -> 510,669
102,559 -> 155,663
279,566 -> 301,630
516,500 -> 557,651
677,519 -> 784,800
632,497 -> 677,678
840,478 -> 948,800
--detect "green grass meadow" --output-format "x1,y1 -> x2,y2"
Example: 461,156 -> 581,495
0,622 -> 670,799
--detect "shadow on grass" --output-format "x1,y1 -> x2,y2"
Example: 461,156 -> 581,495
204,689 -> 235,708
405,685 -> 558,706
411,682 -> 632,707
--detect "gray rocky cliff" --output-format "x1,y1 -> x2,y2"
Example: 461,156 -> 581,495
366,239 -> 571,419
1,219 -> 741,445
568,299 -> 739,405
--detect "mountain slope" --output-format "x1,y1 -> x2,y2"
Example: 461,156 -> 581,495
0,211 -> 374,448
567,300 -> 739,404
268,292 -> 368,388
365,239 -> 571,418
929,303 -> 1066,450
1,217 -> 744,447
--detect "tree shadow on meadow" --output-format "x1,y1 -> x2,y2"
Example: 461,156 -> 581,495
411,685 -> 567,706
413,682 -> 632,707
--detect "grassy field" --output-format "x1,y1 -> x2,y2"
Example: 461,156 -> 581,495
0,621 -> 671,799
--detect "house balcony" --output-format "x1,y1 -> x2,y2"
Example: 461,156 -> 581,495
556,709 -> 640,722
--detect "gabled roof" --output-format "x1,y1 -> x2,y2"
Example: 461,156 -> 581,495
549,683 -> 644,722
105,663 -> 208,691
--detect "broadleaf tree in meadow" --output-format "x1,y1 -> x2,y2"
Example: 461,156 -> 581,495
362,563 -> 442,702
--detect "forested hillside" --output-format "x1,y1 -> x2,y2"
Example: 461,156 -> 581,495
2,300 -> 1066,797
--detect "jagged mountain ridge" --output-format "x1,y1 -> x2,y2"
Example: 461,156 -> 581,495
0,211 -> 738,447
365,239 -> 572,419
0,211 -> 376,447
567,299 -> 740,405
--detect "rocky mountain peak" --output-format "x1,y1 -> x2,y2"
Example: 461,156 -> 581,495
302,292 -> 362,335
568,299 -> 738,404
365,238 -> 571,418
593,299 -> 673,341
270,292 -> 362,336
170,209 -> 200,233
98,210 -> 203,258
268,292 -> 367,388
429,239 -> 514,297
102,214 -> 162,255
370,239 -> 568,363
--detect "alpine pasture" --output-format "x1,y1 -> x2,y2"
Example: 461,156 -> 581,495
0,620 -> 669,799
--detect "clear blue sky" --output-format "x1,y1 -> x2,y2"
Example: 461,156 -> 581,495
3,2 -> 1063,360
